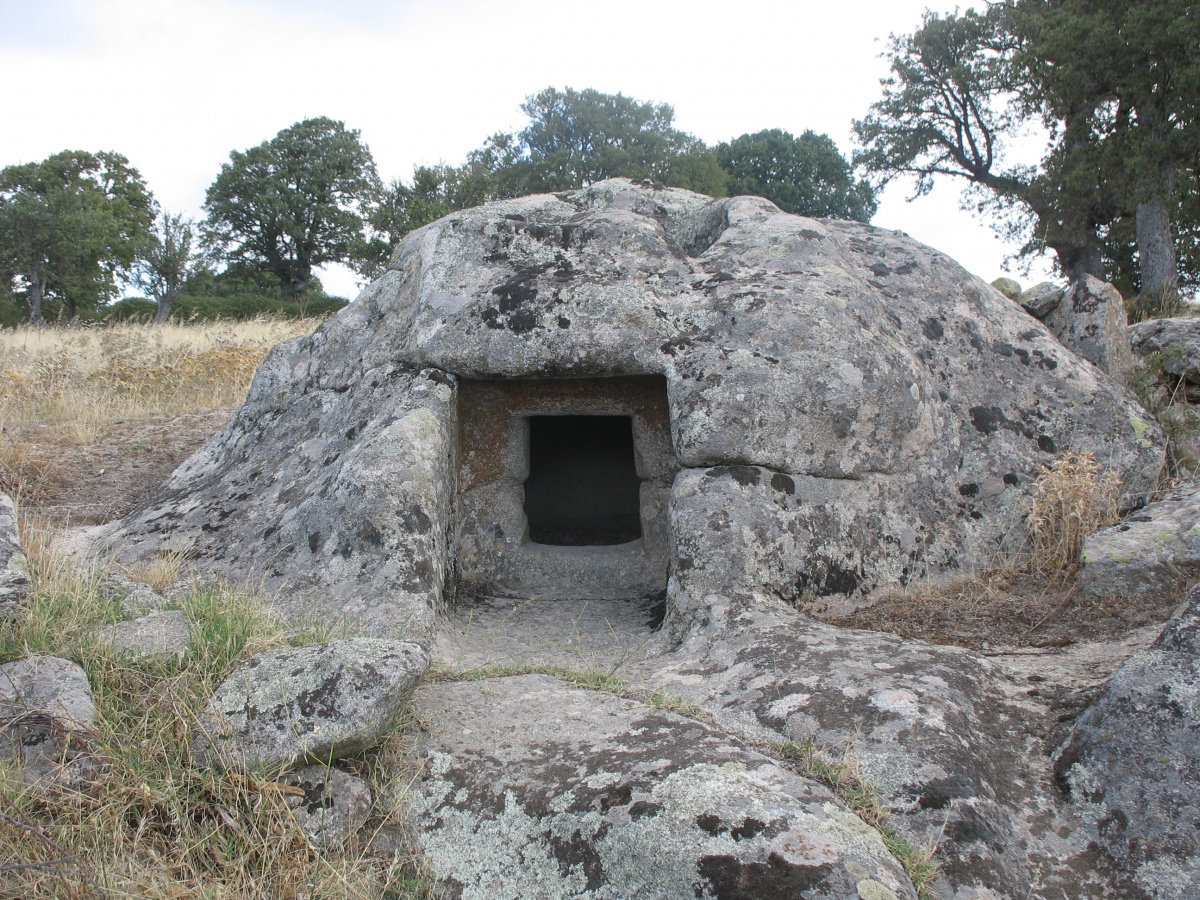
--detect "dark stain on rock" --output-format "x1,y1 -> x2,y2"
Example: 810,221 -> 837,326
730,818 -> 766,841
921,317 -> 944,340
1004,472 -> 1020,485
914,774 -> 977,810
698,854 -> 835,899
959,483 -> 979,497
797,563 -> 860,597
1038,434 -> 1057,453
308,532 -> 321,553
358,521 -> 383,547
548,831 -> 605,891
707,466 -> 761,488
557,316 -> 570,329
401,505 -> 432,534
696,813 -> 724,836
969,406 -> 1005,435
629,800 -> 660,820
770,473 -> 795,495
599,784 -> 633,811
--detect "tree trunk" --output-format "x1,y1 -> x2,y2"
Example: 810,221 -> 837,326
1135,177 -> 1179,318
152,288 -> 176,325
23,268 -> 46,326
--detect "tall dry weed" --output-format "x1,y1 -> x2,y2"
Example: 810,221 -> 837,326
1025,451 -> 1122,575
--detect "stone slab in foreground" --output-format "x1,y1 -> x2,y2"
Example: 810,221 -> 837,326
407,673 -> 916,900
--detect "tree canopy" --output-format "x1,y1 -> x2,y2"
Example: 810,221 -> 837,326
0,150 -> 153,324
204,117 -> 379,299
853,1 -> 1200,311
717,129 -> 876,221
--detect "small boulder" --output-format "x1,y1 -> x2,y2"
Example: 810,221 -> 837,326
191,639 -> 429,773
94,610 -> 190,662
1081,482 -> 1200,602
99,571 -> 171,616
1044,276 -> 1134,383
0,656 -> 99,790
1017,281 -> 1064,319
0,492 -> 30,619
281,764 -> 373,850
1054,585 -> 1200,896
991,276 -> 1022,300
407,674 -> 917,900
1130,316 -> 1200,386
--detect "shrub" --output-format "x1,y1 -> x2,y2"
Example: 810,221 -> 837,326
1025,451 -> 1122,574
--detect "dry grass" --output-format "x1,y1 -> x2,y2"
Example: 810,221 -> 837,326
0,515 -> 437,900
0,318 -> 320,445
1025,452 -> 1122,576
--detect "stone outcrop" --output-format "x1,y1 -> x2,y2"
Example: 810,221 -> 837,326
1042,275 -> 1134,383
1081,481 -> 1200,602
1130,316 -> 1200,400
1054,586 -> 1200,899
408,674 -> 918,900
191,639 -> 429,773
96,179 -> 1163,641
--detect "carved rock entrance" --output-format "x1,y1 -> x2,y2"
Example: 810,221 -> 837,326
456,376 -> 676,600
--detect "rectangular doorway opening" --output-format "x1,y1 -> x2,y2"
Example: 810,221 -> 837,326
525,415 -> 642,546
456,375 -> 677,601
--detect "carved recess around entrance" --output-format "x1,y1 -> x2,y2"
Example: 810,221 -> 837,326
456,376 -> 677,600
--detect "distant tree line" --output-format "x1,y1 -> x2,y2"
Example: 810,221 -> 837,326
854,0 -> 1199,319
0,88 -> 872,326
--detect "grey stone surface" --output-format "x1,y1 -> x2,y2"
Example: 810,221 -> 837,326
407,673 -> 918,900
0,656 -> 99,790
1081,481 -> 1200,602
636,603 -> 1128,899
95,610 -> 191,661
1044,275 -> 1134,383
1130,315 -> 1200,384
282,763 -> 373,850
1017,281 -> 1065,319
1054,585 -> 1200,899
98,179 -> 1163,631
0,491 -> 31,618
191,638 -> 429,773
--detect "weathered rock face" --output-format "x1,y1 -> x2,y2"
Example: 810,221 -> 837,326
1017,281 -> 1064,319
408,674 -> 918,900
1054,586 -> 1200,899
191,639 -> 429,773
94,609 -> 191,661
99,179 -> 1163,638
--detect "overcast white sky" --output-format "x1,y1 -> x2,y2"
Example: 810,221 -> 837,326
0,0 -> 1056,298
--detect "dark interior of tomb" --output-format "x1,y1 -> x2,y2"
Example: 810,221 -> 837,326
524,415 -> 642,546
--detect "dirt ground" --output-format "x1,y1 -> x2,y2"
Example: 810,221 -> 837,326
10,409 -> 1184,653
9,407 -> 234,527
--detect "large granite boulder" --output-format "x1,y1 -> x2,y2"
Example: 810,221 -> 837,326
407,673 -> 918,900
96,179 -> 1163,641
1054,586 -> 1200,898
